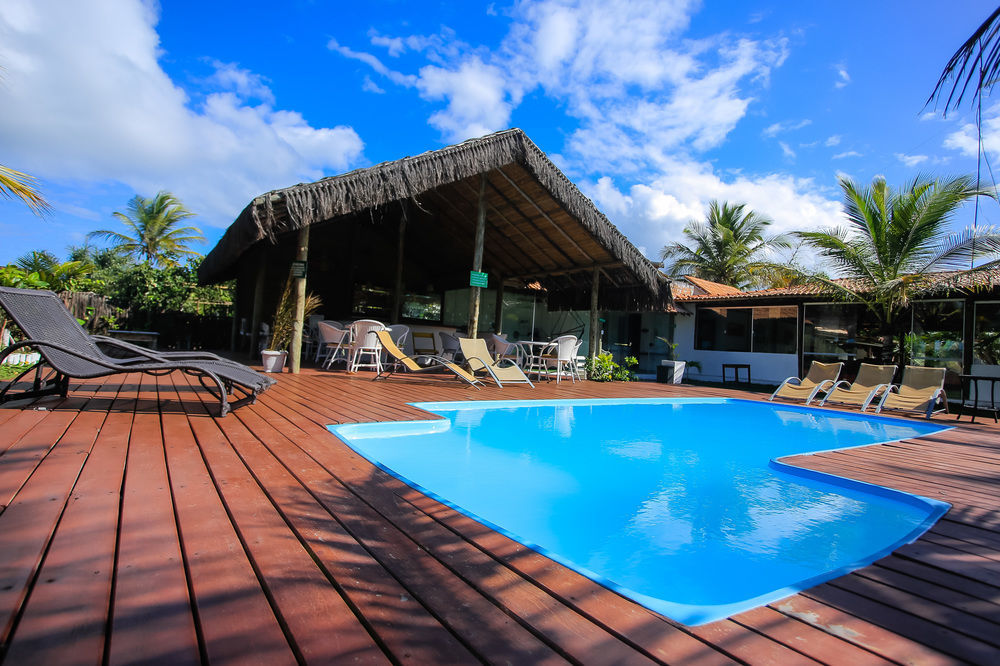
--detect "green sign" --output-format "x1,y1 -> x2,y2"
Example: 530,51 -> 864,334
290,260 -> 308,278
469,270 -> 488,288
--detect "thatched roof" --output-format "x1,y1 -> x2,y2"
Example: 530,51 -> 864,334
199,128 -> 672,311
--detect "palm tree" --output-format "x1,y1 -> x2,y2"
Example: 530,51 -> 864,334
0,164 -> 49,215
88,191 -> 205,268
660,200 -> 790,289
927,6 -> 1000,114
797,174 -> 1000,363
14,250 -> 94,292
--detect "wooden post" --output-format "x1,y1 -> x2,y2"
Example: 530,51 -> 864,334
391,201 -> 408,322
229,284 -> 239,352
588,267 -> 600,361
494,277 -> 505,334
467,173 -> 487,337
248,255 -> 266,358
289,225 -> 310,374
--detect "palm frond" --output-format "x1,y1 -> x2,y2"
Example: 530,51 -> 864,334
0,165 -> 50,215
927,6 -> 1000,114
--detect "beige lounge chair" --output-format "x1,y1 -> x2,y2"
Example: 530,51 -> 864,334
459,337 -> 534,388
373,330 -> 483,388
818,363 -> 896,411
875,365 -> 948,418
769,361 -> 843,404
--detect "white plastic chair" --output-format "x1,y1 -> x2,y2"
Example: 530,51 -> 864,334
538,335 -> 580,383
348,320 -> 386,373
317,321 -> 350,369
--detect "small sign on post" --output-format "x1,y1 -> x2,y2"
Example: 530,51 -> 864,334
469,270 -> 488,288
290,260 -> 308,278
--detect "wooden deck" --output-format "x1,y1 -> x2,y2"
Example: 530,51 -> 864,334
0,366 -> 998,664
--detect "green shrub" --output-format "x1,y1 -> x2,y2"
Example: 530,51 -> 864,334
584,352 -> 638,382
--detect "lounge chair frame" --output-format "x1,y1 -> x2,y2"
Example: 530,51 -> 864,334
875,366 -> 949,419
817,363 -> 897,411
0,287 -> 275,417
459,337 -> 534,388
769,361 -> 843,405
372,330 -> 483,388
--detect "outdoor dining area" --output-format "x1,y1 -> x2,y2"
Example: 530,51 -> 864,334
306,316 -> 584,383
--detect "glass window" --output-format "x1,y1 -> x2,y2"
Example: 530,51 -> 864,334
352,284 -> 391,318
695,307 -> 751,351
910,300 -> 963,370
752,306 -> 797,354
974,301 -> 1000,365
353,285 -> 442,322
401,293 -> 442,322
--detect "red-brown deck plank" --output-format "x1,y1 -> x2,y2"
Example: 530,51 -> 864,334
2,376 -> 128,665
2,363 -> 1000,664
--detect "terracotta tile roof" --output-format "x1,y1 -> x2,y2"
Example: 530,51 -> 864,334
673,269 -> 1000,303
680,275 -> 745,296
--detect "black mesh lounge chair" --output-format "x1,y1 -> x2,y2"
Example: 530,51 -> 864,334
0,287 -> 275,416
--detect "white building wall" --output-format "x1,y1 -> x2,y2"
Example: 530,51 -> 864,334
673,312 -> 798,385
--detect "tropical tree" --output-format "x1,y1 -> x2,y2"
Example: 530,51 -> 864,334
796,174 -> 1000,363
14,250 -> 96,292
660,200 -> 790,289
927,6 -> 1000,114
88,191 -> 205,268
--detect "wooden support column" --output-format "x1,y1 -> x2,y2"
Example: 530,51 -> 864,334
391,201 -> 408,322
494,277 -> 505,334
467,173 -> 487,337
248,255 -> 267,358
588,267 -> 600,361
289,225 -> 310,374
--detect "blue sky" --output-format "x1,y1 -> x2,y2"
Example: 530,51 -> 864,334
1,0 -> 996,268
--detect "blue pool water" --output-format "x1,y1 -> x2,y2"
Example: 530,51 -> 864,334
330,398 -> 950,625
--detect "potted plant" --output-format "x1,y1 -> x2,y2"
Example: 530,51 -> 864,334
262,276 -> 322,372
656,337 -> 701,384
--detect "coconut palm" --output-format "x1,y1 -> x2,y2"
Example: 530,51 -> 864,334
927,6 -> 1000,113
0,164 -> 49,215
88,191 -> 205,268
797,174 -> 1000,362
660,200 -> 790,289
14,250 -> 94,292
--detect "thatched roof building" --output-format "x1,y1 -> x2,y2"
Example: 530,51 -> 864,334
200,129 -> 672,314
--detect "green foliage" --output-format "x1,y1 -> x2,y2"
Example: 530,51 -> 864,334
584,352 -> 638,382
0,265 -> 49,289
104,258 -> 233,321
88,191 -> 205,268
661,200 -> 791,290
0,362 -> 34,380
14,250 -> 101,292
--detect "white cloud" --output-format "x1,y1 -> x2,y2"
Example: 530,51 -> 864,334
944,103 -> 1000,157
832,150 -> 863,159
332,0 -> 788,153
0,0 -> 365,227
762,119 -> 811,137
582,157 -> 842,262
824,134 -> 841,147
895,152 -> 928,167
362,76 -> 385,94
779,141 -> 796,159
833,63 -> 850,88
416,57 -> 513,140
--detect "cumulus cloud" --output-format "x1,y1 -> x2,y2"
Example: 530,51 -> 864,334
895,153 -> 928,167
944,103 -> 1000,157
333,0 -> 788,155
824,134 -> 841,147
581,157 -> 842,261
833,150 -> 863,159
0,0 -> 365,227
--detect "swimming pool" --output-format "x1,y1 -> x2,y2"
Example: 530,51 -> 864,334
330,398 -> 950,625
